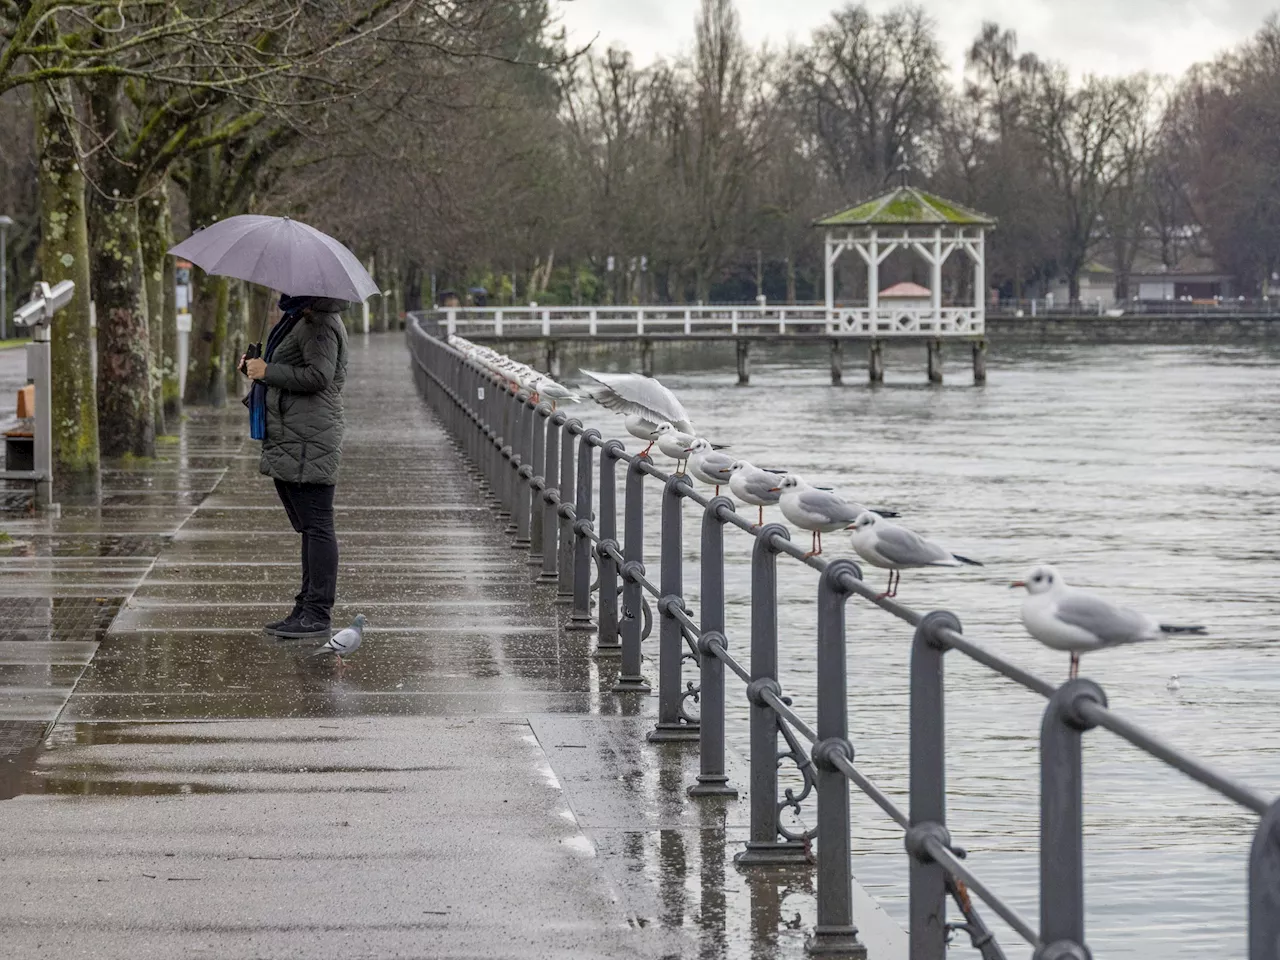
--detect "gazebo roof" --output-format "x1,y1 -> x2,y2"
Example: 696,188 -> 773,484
879,282 -> 932,298
815,186 -> 995,227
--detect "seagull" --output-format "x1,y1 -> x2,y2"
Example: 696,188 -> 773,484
1012,565 -> 1207,679
1167,674 -> 1181,691
655,422 -> 697,473
685,439 -> 735,495
533,377 -> 581,410
308,614 -> 366,665
579,369 -> 695,435
625,415 -> 663,455
727,461 -> 785,527
848,512 -> 983,599
773,475 -> 898,559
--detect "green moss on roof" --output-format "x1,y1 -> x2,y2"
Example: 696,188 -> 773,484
815,187 -> 995,227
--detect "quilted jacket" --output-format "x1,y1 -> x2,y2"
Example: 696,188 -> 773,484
258,301 -> 348,485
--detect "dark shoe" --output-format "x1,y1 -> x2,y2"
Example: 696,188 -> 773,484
264,608 -> 303,636
274,616 -> 332,639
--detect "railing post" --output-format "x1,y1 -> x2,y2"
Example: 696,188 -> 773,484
648,474 -> 699,743
689,496 -> 737,798
501,386 -> 518,533
566,429 -> 598,631
512,396 -> 532,548
595,440 -> 626,656
806,559 -> 867,958
1250,798 -> 1280,959
527,404 -> 550,566
1035,679 -> 1107,960
538,412 -> 563,583
556,418 -> 579,604
906,611 -> 962,960
737,524 -> 809,866
613,456 -> 651,693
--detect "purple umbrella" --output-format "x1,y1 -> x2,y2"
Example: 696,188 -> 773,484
168,215 -> 379,302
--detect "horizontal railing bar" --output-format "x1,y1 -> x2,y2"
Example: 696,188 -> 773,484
1077,700 -> 1272,815
922,834 -> 1041,948
939,627 -> 1057,699
761,688 -> 818,744
707,640 -> 751,685
831,752 -> 908,829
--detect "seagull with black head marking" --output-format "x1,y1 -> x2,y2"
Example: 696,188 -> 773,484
848,512 -> 982,599
1012,565 -> 1206,679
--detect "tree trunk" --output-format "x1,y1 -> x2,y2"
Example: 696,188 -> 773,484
224,280 -> 248,401
86,76 -> 154,460
91,194 -> 155,458
1067,269 -> 1081,304
785,253 -> 797,305
185,272 -> 229,406
139,190 -> 174,436
34,80 -> 100,484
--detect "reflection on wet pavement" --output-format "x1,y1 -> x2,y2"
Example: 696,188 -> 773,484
0,334 -> 852,960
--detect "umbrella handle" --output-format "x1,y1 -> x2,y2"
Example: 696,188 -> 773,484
240,342 -> 262,375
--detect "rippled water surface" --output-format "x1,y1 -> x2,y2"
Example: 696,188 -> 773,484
560,340 -> 1280,959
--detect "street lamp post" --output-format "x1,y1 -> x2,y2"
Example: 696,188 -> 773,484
0,215 -> 13,340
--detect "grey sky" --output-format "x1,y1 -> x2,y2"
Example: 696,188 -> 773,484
555,0 -> 1270,78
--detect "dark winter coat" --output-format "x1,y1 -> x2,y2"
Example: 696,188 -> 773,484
258,300 -> 348,485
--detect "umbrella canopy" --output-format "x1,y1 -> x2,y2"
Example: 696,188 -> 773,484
168,215 -> 379,302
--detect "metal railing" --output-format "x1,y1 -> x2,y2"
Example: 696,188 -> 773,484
405,315 -> 1280,960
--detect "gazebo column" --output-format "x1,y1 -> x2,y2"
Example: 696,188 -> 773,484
824,232 -> 835,318
867,230 -> 879,323
931,227 -> 943,317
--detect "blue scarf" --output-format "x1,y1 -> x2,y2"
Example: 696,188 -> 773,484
247,295 -> 309,440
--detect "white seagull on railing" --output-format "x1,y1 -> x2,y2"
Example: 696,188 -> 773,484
727,461 -> 786,527
773,475 -> 898,559
848,512 -> 982,599
1012,565 -> 1206,679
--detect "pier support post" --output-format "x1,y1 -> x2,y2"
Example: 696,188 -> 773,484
972,339 -> 987,385
736,339 -> 750,386
868,339 -> 884,384
641,339 -> 655,377
545,339 -> 560,378
927,338 -> 943,384
829,339 -> 843,385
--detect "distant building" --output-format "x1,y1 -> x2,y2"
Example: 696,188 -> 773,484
1128,254 -> 1235,302
1047,263 -> 1115,307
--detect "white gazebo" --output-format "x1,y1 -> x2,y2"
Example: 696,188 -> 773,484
816,185 -> 995,336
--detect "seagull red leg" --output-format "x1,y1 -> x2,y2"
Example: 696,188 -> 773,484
1069,653 -> 1079,680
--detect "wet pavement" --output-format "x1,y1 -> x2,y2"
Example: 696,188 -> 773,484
0,333 -> 905,959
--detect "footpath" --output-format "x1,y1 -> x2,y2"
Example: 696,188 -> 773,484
0,333 -> 903,959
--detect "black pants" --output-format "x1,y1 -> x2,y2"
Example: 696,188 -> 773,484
274,479 -> 338,622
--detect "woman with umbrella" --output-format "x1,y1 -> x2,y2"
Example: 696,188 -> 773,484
170,217 -> 379,639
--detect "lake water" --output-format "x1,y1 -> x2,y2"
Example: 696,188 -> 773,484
556,339 -> 1280,959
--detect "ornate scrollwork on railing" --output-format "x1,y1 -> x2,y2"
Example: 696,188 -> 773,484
679,675 -> 701,725
776,721 -> 818,844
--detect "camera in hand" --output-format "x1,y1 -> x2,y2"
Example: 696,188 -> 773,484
240,342 -> 262,375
